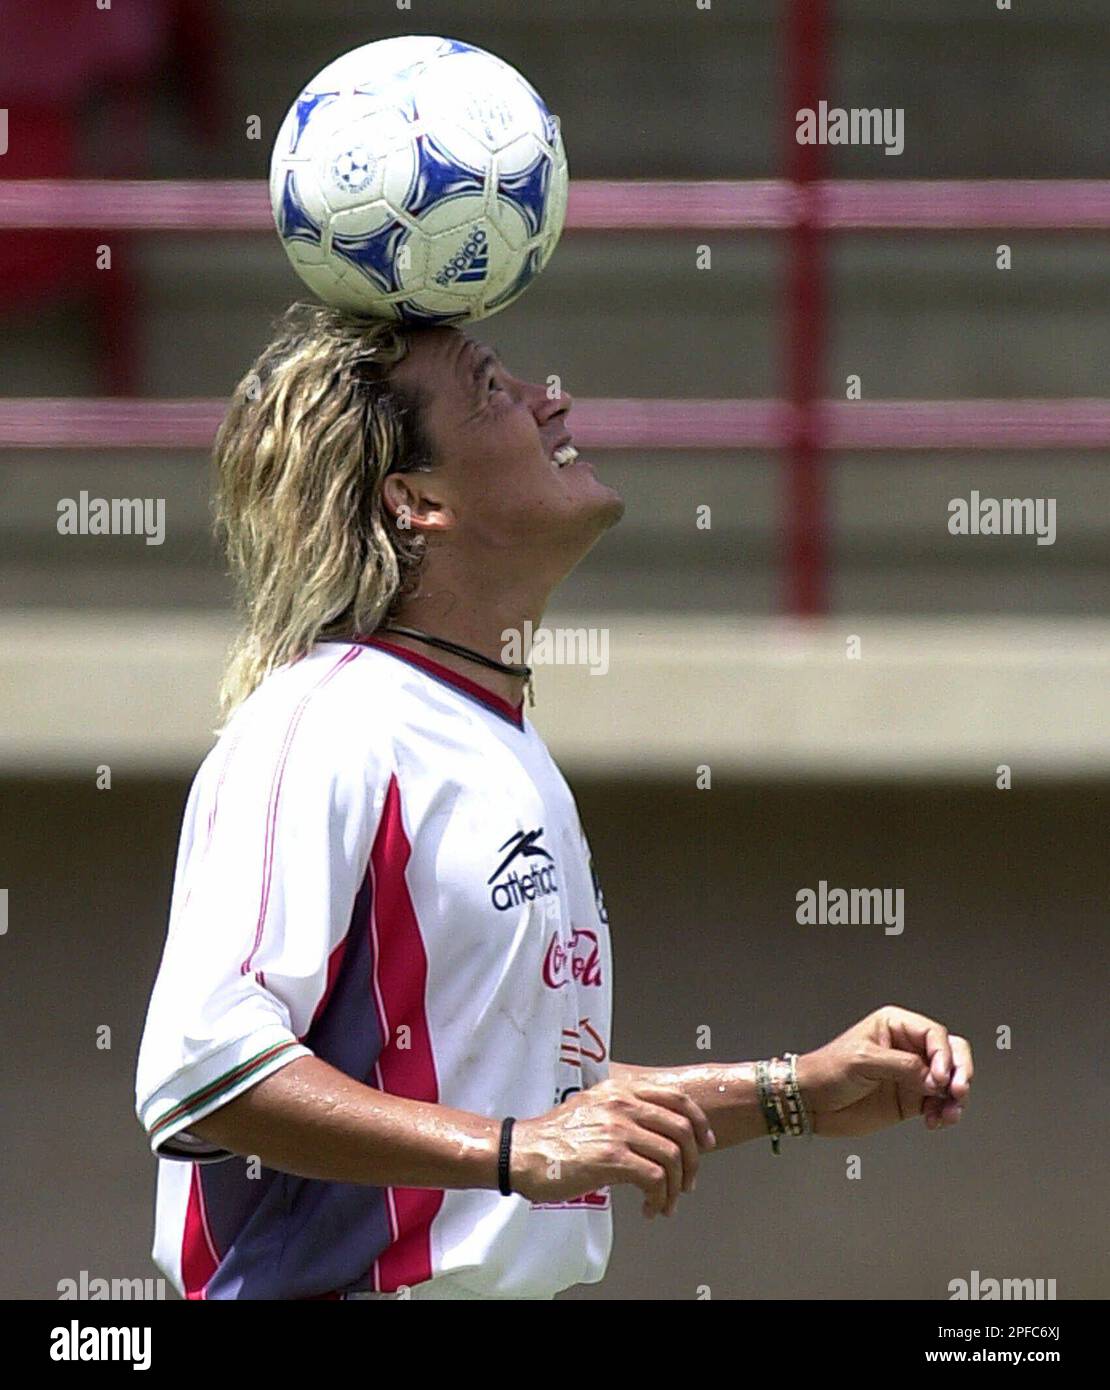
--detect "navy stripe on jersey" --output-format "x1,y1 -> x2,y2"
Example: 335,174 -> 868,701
197,868 -> 392,1299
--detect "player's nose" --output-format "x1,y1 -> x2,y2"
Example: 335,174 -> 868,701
530,378 -> 573,425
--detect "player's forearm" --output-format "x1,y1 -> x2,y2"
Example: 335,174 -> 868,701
187,1055 -> 502,1189
608,1059 -> 770,1150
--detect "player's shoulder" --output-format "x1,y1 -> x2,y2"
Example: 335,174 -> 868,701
211,641 -> 406,786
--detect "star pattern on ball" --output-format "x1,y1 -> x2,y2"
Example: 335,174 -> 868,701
330,217 -> 412,295
288,90 -> 340,156
275,170 -> 323,247
486,244 -> 544,313
495,153 -> 553,239
406,130 -> 487,220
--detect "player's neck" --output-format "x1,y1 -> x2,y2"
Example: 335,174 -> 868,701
384,591 -> 546,709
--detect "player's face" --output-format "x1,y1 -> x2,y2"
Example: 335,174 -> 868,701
386,327 -> 624,565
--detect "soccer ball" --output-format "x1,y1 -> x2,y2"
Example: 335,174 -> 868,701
269,36 -> 569,324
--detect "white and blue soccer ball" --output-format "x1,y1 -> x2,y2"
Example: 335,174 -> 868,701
269,36 -> 569,324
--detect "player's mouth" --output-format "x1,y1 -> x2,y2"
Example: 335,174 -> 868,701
550,440 -> 579,469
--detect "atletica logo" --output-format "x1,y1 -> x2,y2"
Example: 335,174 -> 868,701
50,1321 -> 152,1370
488,827 -> 558,910
434,225 -> 488,286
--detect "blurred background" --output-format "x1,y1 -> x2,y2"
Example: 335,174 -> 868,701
0,0 -> 1106,1299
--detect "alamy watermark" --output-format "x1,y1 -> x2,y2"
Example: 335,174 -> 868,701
796,102 -> 904,156
501,622 -> 609,676
57,1270 -> 166,1300
949,1269 -> 1057,1300
50,1322 -> 152,1370
796,880 -> 904,935
57,492 -> 165,546
948,492 -> 1056,546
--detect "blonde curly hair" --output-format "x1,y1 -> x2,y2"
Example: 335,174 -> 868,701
213,303 -> 435,717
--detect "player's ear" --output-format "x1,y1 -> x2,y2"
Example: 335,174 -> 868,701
381,472 -> 456,534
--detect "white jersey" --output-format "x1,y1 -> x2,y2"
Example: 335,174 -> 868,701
135,635 -> 614,1300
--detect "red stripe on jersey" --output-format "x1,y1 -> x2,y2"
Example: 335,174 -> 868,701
181,1165 -> 220,1300
241,646 -> 362,976
357,634 -> 525,729
206,723 -> 244,840
367,774 -> 444,1293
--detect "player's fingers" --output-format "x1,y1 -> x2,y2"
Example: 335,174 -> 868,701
625,1129 -> 684,1216
933,1037 -> 971,1127
630,1100 -> 701,1193
616,1151 -> 670,1217
858,1043 -> 935,1095
632,1084 -> 716,1151
924,1093 -> 964,1129
948,1035 -> 973,1103
884,1008 -> 953,1088
924,1023 -> 954,1089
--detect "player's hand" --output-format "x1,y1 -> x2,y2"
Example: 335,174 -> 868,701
797,1005 -> 973,1138
510,1078 -> 716,1219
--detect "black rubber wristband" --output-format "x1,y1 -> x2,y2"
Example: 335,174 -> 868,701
497,1116 -> 516,1196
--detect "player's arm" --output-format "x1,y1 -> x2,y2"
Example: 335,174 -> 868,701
607,1059 -> 768,1149
183,1051 -> 715,1220
187,1054 -> 502,1189
608,1004 -> 974,1150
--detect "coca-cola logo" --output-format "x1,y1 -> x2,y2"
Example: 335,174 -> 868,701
530,1188 -> 611,1211
543,928 -> 602,990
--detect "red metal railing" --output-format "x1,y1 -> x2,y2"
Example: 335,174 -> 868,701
2,177 -> 1110,231
2,398 -> 1106,452
1,172 -> 1107,611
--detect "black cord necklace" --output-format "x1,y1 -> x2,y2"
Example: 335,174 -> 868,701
382,624 -> 534,703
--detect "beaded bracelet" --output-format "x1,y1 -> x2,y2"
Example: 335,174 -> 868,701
758,1053 -> 812,1153
755,1058 -> 786,1154
782,1052 -> 811,1136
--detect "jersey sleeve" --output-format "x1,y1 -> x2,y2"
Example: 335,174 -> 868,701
135,666 -> 386,1162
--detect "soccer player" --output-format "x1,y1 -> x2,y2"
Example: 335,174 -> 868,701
135,304 -> 973,1300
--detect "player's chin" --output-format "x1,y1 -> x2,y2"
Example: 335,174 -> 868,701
594,486 -> 625,529
561,462 -> 624,527
571,483 -> 624,536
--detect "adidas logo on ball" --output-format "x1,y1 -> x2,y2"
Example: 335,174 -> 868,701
434,227 -> 489,287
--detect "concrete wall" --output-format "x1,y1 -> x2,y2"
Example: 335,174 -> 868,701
0,776 -> 1104,1299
